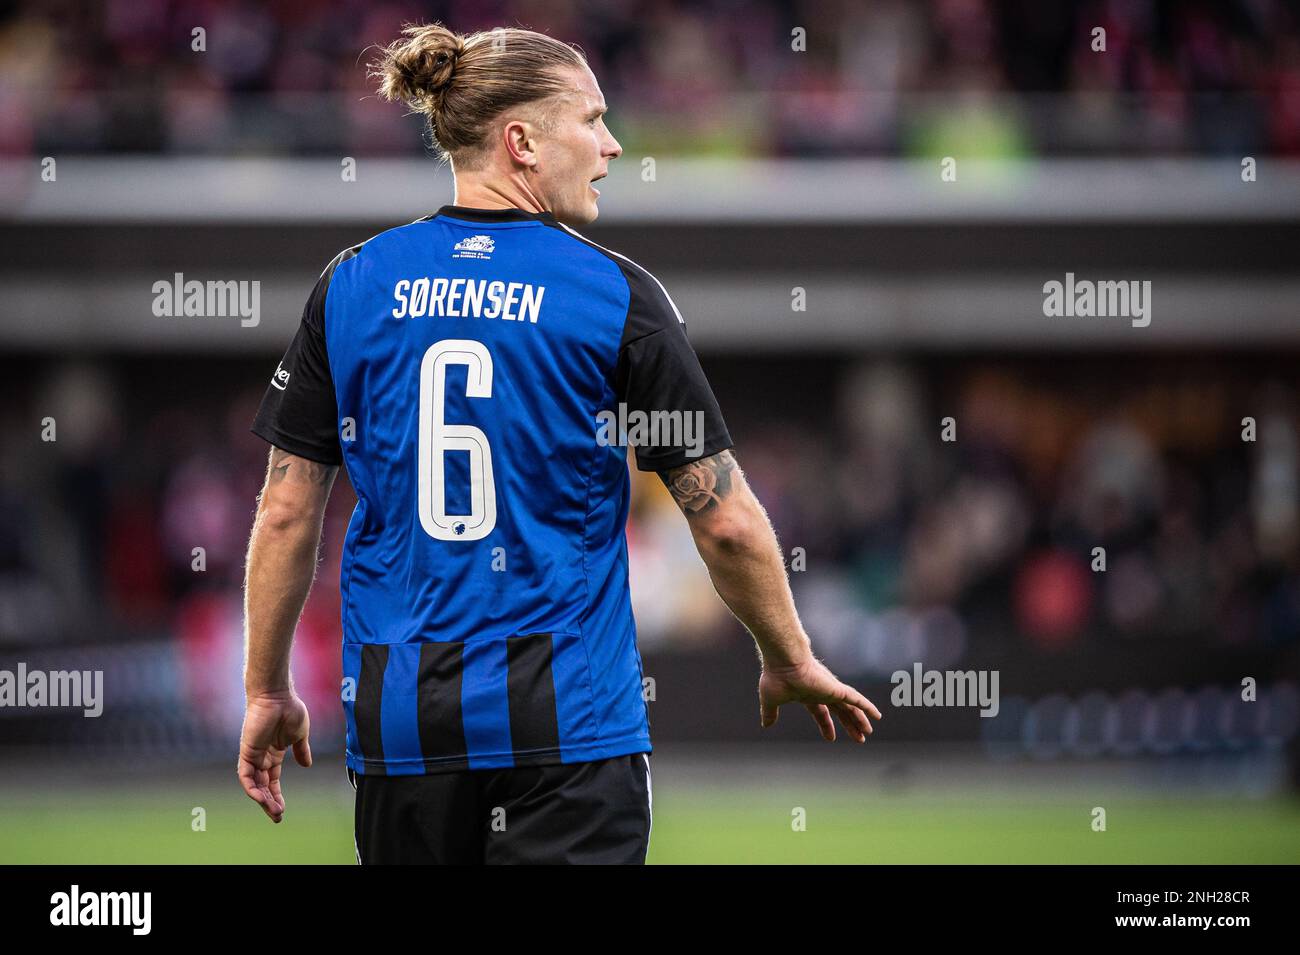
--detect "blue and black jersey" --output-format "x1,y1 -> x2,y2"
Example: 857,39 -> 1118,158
251,205 -> 733,775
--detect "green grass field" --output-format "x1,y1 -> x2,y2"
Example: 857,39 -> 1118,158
2,779 -> 1297,863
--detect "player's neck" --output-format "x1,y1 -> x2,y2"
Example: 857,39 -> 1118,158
451,178 -> 548,215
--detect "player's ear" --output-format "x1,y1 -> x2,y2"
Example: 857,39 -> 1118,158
504,119 -> 538,167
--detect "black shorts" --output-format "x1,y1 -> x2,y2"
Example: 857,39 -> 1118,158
349,752 -> 653,865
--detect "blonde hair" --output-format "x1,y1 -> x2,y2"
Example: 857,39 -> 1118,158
369,23 -> 587,169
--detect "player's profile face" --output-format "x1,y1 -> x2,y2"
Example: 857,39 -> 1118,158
533,65 -> 622,226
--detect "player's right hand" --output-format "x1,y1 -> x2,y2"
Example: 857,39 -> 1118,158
758,654 -> 882,743
237,691 -> 313,823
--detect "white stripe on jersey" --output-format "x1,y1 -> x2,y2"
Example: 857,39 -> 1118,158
642,752 -> 653,860
348,766 -> 362,865
556,222 -> 686,323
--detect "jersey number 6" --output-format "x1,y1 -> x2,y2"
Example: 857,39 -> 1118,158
417,339 -> 497,541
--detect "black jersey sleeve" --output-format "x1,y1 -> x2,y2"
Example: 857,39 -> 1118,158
612,262 -> 734,472
250,248 -> 356,466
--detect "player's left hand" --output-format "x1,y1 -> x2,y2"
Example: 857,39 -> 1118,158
237,691 -> 312,823
758,654 -> 882,743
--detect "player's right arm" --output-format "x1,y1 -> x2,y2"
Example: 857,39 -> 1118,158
660,450 -> 882,743
239,446 -> 335,822
241,249 -> 352,820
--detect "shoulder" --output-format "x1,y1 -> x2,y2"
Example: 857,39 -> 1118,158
541,221 -> 685,342
321,219 -> 424,279
300,242 -> 366,332
307,220 -> 418,317
322,214 -> 459,281
320,242 -> 366,283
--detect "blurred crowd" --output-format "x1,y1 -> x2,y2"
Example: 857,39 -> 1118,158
632,358 -> 1300,671
1,0 -> 1298,157
0,354 -> 1296,754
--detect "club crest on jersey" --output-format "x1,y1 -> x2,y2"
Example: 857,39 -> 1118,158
452,235 -> 495,260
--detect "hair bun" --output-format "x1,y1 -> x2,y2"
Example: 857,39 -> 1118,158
372,23 -> 466,114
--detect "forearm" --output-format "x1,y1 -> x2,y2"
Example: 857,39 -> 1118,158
243,511 -> 325,696
661,450 -> 812,667
693,498 -> 812,667
244,448 -> 338,695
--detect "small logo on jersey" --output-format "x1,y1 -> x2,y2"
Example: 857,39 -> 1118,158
452,235 -> 495,260
453,522 -> 466,535
270,362 -> 290,390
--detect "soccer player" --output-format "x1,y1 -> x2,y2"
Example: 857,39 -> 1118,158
239,22 -> 881,865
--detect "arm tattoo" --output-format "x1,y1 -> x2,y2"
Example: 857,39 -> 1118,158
658,450 -> 738,515
268,447 -> 337,486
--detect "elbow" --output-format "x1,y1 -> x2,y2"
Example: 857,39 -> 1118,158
693,509 -> 761,560
255,500 -> 321,534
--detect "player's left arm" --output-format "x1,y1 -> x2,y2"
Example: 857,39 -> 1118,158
239,446 -> 337,823
613,262 -> 880,743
